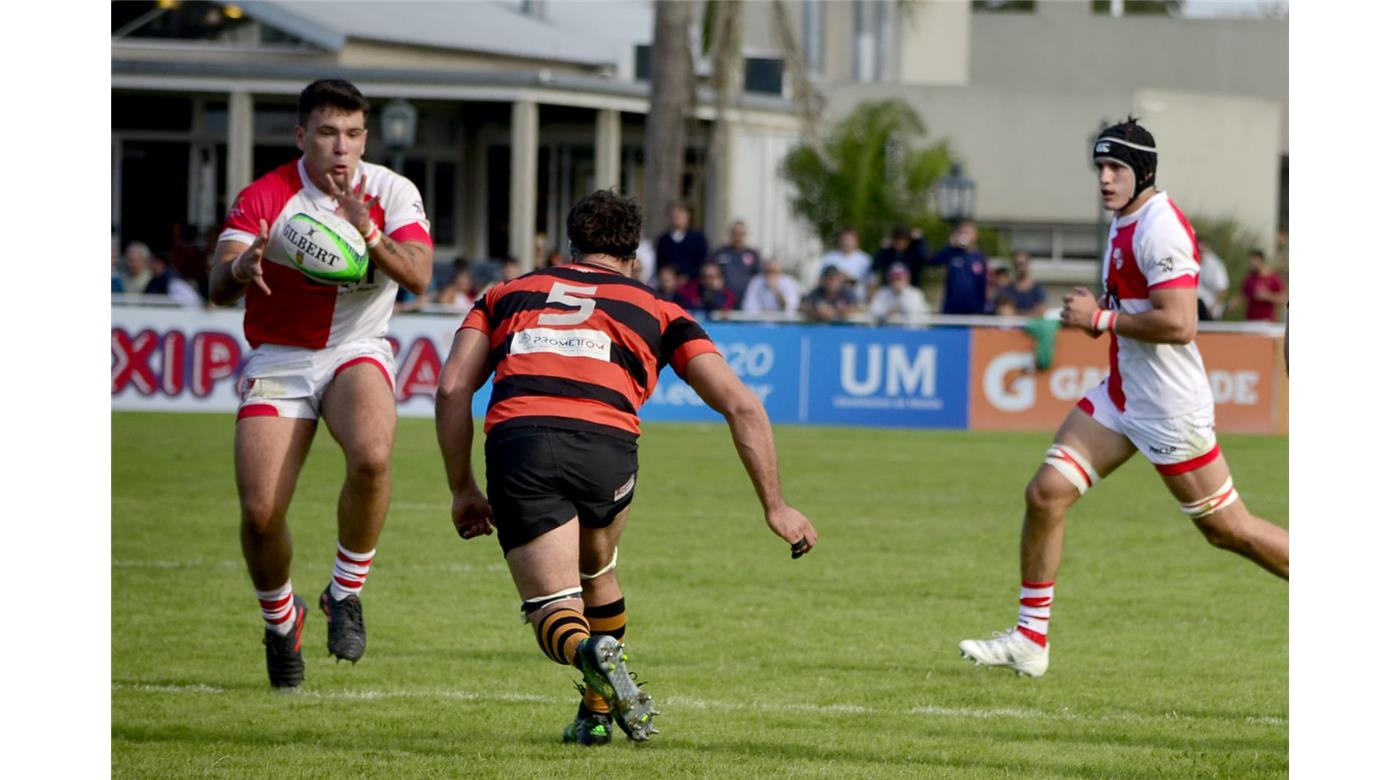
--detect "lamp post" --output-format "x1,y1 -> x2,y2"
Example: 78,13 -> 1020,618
935,163 -> 975,224
380,98 -> 418,173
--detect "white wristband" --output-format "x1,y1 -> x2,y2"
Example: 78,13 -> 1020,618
364,225 -> 383,249
1091,309 -> 1118,333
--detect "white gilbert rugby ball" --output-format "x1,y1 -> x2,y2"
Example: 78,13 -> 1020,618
277,212 -> 369,284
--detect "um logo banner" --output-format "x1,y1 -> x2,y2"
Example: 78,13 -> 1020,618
839,344 -> 937,398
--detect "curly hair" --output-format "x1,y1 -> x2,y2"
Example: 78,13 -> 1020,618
567,190 -> 642,261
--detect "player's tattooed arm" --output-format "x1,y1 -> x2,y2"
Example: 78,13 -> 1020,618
326,173 -> 433,294
368,237 -> 434,295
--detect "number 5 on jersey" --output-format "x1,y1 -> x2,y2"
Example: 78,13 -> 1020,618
539,282 -> 599,326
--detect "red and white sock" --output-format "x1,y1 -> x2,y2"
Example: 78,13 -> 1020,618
329,544 -> 376,602
256,581 -> 297,636
1015,580 -> 1054,647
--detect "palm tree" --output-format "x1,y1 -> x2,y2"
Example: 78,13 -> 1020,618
781,99 -> 956,253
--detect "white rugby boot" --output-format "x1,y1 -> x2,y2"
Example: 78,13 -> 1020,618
957,628 -> 1049,678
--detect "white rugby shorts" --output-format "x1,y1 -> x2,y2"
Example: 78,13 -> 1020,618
1075,380 -> 1221,475
237,338 -> 395,421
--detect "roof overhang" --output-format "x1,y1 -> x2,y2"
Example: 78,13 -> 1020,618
110,59 -> 798,123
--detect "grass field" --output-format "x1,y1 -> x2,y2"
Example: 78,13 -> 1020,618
112,412 -> 1287,778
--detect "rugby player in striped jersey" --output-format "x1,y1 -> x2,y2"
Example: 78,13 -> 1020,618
434,190 -> 818,744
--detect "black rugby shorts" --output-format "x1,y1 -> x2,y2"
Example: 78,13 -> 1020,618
484,426 -> 639,554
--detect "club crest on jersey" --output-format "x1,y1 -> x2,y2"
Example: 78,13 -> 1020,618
1112,248 -> 1124,270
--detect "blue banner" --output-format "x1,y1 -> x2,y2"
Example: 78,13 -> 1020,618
642,323 -> 970,429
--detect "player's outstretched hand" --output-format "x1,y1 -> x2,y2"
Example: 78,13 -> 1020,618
232,219 -> 272,296
451,486 -> 494,540
1060,287 -> 1099,333
325,172 -> 382,237
765,504 -> 818,559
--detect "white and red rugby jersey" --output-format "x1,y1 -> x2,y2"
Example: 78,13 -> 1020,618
219,158 -> 431,350
1101,191 -> 1213,419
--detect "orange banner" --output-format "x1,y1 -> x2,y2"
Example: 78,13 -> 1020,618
969,328 -> 1286,434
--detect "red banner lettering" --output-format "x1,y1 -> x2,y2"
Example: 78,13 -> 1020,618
112,329 -> 160,395
395,337 -> 442,402
191,331 -> 242,398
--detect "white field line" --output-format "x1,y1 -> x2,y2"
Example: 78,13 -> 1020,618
111,683 -> 1286,727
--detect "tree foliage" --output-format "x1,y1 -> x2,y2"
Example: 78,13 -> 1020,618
1189,215 -> 1269,321
781,99 -> 956,252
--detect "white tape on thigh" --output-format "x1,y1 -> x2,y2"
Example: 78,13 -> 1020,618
580,548 -> 618,581
1044,444 -> 1101,496
520,587 -> 583,621
1180,477 -> 1239,519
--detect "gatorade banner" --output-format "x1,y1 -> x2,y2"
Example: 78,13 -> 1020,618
968,328 -> 1286,434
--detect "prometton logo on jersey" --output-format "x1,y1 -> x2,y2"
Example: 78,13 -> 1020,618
511,328 -> 612,362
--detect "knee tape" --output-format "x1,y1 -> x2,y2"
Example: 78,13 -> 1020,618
1044,444 -> 1101,496
520,587 -> 583,622
580,548 -> 618,581
1180,477 -> 1239,519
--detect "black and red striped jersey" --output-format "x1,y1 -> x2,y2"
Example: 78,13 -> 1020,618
460,263 -> 719,440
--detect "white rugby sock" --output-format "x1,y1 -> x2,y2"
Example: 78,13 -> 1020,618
256,581 -> 297,636
1016,581 -> 1054,647
329,544 -> 376,601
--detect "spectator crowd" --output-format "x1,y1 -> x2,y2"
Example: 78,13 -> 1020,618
114,202 -> 1286,325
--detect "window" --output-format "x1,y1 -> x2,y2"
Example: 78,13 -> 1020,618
852,0 -> 894,83
972,1 -> 1037,11
1090,1 -> 1182,16
113,94 -> 192,132
434,161 -> 458,246
802,0 -> 824,73
745,58 -> 785,95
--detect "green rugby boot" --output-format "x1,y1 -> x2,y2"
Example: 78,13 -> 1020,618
575,635 -> 659,742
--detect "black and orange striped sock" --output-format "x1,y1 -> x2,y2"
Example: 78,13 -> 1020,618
535,607 -> 590,667
581,598 -> 627,714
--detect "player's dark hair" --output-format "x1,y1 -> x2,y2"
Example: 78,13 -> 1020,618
568,190 -> 643,261
298,79 -> 371,127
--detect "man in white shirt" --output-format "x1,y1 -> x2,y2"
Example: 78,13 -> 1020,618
1195,241 -> 1229,321
818,228 -> 872,302
867,262 -> 929,323
741,259 -> 802,315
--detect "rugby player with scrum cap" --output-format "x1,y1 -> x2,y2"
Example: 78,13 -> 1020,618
957,118 -> 1289,678
435,190 -> 818,744
209,79 -> 433,688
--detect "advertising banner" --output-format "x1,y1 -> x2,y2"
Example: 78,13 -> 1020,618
112,307 -> 486,418
114,306 -> 1279,434
969,327 -> 1286,434
112,308 -> 972,429
647,323 -> 970,428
